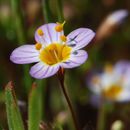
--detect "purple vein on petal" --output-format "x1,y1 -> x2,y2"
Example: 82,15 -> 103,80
31,63 -> 44,76
71,54 -> 86,57
18,50 -> 38,53
68,31 -> 81,43
68,60 -> 81,65
47,24 -> 53,43
40,66 -> 50,78
56,30 -> 58,42
12,55 -> 39,59
78,32 -> 93,43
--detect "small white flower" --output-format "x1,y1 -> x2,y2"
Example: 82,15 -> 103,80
111,120 -> 124,130
88,61 -> 130,102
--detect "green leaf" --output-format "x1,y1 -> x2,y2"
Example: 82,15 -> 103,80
11,0 -> 32,93
0,124 -> 3,130
42,0 -> 53,23
28,82 -> 43,130
5,82 -> 25,130
53,123 -> 63,130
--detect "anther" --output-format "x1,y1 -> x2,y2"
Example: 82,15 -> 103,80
104,64 -> 113,73
55,21 -> 66,32
60,35 -> 67,42
35,43 -> 42,50
37,29 -> 44,36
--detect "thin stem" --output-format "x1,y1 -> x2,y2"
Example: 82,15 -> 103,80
57,70 -> 80,130
96,100 -> 106,130
11,0 -> 26,43
56,0 -> 64,22
42,0 -> 53,23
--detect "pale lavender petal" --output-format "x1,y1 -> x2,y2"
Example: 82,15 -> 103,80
122,67 -> 130,88
10,45 -> 40,64
90,95 -> 102,107
107,10 -> 128,25
116,90 -> 130,102
61,50 -> 88,68
35,23 -> 64,45
30,62 -> 60,79
114,60 -> 130,75
67,28 -> 95,50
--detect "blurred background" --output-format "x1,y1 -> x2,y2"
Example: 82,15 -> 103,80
0,0 -> 130,130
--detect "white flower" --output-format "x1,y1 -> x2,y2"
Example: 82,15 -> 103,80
89,61 -> 130,102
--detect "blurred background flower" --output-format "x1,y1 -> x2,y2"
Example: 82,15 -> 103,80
88,61 -> 130,103
95,10 -> 129,42
111,120 -> 124,130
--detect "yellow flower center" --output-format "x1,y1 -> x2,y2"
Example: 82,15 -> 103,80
92,76 -> 100,84
102,85 -> 122,100
39,43 -> 72,65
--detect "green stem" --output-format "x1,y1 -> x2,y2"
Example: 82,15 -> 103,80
42,0 -> 53,23
56,0 -> 64,22
11,0 -> 32,92
11,0 -> 26,43
97,101 -> 107,130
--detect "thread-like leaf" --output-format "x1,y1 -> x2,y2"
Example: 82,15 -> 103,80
28,82 -> 43,130
5,82 -> 25,130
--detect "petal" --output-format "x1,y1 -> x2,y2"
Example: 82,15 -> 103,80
107,10 -> 128,25
116,90 -> 130,102
114,61 -> 130,75
10,45 -> 40,64
89,76 -> 102,94
30,62 -> 60,79
35,23 -> 64,45
61,50 -> 88,68
90,95 -> 101,107
67,28 -> 95,50
100,73 -> 115,88
122,68 -> 130,89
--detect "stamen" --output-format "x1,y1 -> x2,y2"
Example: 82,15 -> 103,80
37,29 -> 44,36
39,43 -> 72,65
53,50 -> 60,62
104,64 -> 113,73
102,85 -> 122,100
60,35 -> 67,42
55,21 -> 66,32
92,76 -> 100,84
35,43 -> 42,50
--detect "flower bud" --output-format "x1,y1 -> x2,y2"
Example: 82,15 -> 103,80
111,120 -> 124,130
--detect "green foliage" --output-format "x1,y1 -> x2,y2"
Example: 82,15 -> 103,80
11,0 -> 32,92
28,82 -> 43,130
0,124 -> 3,130
5,82 -> 25,130
53,123 -> 63,130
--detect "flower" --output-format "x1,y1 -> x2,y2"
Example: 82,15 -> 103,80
111,120 -> 124,130
96,10 -> 128,41
106,9 -> 128,25
10,22 -> 95,79
88,61 -> 130,102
